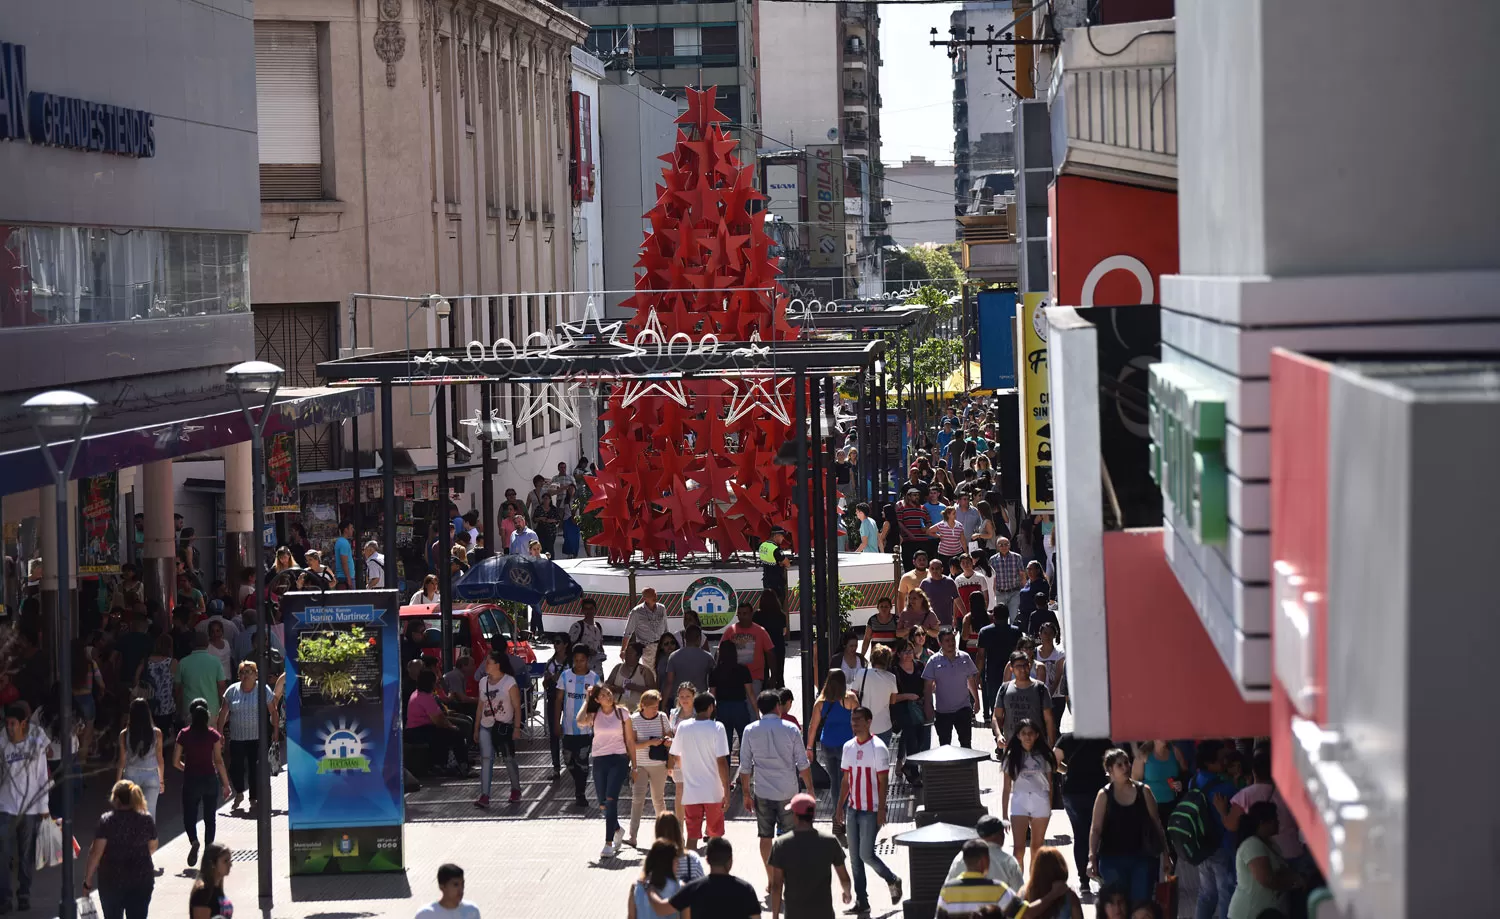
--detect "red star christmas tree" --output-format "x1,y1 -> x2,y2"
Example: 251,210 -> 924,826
586,86 -> 800,563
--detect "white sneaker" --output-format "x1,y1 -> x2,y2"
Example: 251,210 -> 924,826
600,843 -> 616,859
613,828 -> 626,850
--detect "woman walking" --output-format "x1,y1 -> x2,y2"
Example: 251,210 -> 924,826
654,812 -> 706,883
1001,718 -> 1056,871
82,780 -> 157,919
626,840 -> 682,919
576,684 -> 637,859
172,698 -> 232,867
188,842 -> 234,919
927,506 -> 968,569
891,639 -> 929,784
217,660 -> 274,812
707,641 -> 753,754
879,503 -> 900,554
606,641 -> 657,712
667,683 -> 697,823
805,669 -> 854,837
627,689 -> 671,847
142,633 -> 177,742
473,648 -> 523,808
114,699 -> 164,820
1088,747 -> 1166,905
1132,740 -> 1187,826
675,610 -> 712,650
1032,622 -> 1068,726
1022,846 -> 1085,919
1227,801 -> 1302,919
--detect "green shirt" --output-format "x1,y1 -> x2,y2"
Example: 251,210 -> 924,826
176,650 -> 225,716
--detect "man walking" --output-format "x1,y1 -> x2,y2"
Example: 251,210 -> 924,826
897,550 -> 930,613
624,587 -> 669,673
722,602 -> 775,697
554,643 -> 599,807
415,863 -> 481,919
922,629 -> 980,748
362,540 -> 385,589
669,693 -> 732,850
835,707 -> 902,915
738,690 -> 815,872
918,559 -> 961,631
768,793 -> 852,919
645,838 -> 762,919
333,520 -> 357,588
508,513 -> 537,555
566,598 -> 606,676
896,490 -> 934,569
944,815 -> 1023,894
0,704 -> 50,913
988,538 -> 1025,625
993,651 -> 1056,751
664,627 -> 715,711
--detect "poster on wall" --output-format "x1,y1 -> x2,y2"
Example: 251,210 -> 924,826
1017,293 -> 1054,512
265,431 -> 300,514
77,472 -> 121,575
283,590 -> 404,874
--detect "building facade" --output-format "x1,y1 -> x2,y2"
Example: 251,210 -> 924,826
882,157 -> 955,247
0,0 -> 364,626
949,1 -> 1018,220
1035,0 -> 1500,915
250,0 -> 590,505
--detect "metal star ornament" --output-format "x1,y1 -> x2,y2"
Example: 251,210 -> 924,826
723,375 -> 794,426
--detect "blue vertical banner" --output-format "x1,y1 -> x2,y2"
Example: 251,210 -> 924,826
976,289 -> 1018,390
282,589 -> 404,874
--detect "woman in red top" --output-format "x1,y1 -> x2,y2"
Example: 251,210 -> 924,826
171,699 -> 231,868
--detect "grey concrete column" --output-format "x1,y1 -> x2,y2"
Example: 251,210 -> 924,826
223,441 -> 254,583
142,460 -> 175,622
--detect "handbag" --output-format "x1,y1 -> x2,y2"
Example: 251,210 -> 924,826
891,700 -> 924,729
648,714 -> 669,762
483,678 -> 514,740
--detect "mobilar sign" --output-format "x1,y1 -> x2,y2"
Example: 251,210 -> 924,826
0,40 -> 156,158
1147,362 -> 1227,545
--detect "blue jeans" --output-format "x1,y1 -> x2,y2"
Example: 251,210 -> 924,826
1098,853 -> 1157,905
820,744 -> 845,821
716,700 -> 751,753
98,881 -> 154,919
592,753 -> 631,843
846,808 -> 896,907
0,813 -> 40,900
1062,792 -> 1095,882
1195,848 -> 1235,919
478,724 -> 520,797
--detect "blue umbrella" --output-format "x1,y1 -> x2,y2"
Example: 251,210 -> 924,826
452,553 -> 584,607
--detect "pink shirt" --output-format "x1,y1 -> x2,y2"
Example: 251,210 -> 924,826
590,707 -> 629,757
406,691 -> 442,729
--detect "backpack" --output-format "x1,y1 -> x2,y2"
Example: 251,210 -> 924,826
1166,775 -> 1223,865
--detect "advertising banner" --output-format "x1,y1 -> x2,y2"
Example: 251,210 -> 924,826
1018,292 -> 1054,512
1049,175 -> 1177,308
806,144 -> 844,268
976,290 -> 1018,390
283,590 -> 404,874
77,471 -> 120,574
265,431 -> 300,514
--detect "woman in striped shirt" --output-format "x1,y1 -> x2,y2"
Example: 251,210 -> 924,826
926,506 -> 968,568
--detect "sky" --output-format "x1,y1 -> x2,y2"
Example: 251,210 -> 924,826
879,2 -> 960,167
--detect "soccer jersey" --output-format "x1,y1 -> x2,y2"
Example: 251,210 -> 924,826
840,734 -> 890,812
558,668 -> 599,736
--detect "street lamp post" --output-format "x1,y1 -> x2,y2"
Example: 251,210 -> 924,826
227,360 -> 284,916
23,390 -> 96,919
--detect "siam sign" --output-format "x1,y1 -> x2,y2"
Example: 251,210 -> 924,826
0,40 -> 156,158
1147,362 -> 1227,545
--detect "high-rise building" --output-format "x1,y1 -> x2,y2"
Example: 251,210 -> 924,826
569,0 -> 760,168
757,1 -> 886,298
949,1 -> 1018,219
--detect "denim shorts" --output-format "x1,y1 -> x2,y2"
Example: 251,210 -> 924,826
753,796 -> 793,838
1010,788 -> 1052,819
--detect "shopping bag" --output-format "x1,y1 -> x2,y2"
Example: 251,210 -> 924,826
76,892 -> 100,919
35,818 -> 63,871
1155,875 -> 1178,916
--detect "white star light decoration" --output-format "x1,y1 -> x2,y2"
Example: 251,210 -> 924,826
618,307 -> 689,408
517,381 -> 585,428
459,407 -> 512,444
723,375 -> 794,426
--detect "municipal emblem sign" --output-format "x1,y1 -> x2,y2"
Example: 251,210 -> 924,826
683,576 -> 737,631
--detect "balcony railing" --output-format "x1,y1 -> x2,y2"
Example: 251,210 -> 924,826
843,88 -> 867,104
1049,19 -> 1176,187
844,128 -> 868,143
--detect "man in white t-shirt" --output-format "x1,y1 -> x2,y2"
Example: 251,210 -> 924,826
668,693 -> 731,850
363,541 -> 386,589
415,863 -> 481,919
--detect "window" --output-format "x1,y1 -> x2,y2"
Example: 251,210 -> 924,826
718,87 -> 741,126
254,303 -> 339,471
634,28 -> 673,60
255,22 -> 325,200
701,26 -> 738,62
674,27 -> 702,58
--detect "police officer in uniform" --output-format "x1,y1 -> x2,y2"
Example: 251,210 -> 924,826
756,527 -> 792,688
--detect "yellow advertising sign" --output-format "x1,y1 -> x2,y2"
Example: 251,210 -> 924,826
1017,292 -> 1054,512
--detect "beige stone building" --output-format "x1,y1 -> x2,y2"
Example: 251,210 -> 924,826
250,0 -> 591,487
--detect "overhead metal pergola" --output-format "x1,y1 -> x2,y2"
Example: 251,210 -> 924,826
315,292 -> 892,685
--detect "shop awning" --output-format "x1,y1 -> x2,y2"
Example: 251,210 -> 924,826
0,386 -> 372,498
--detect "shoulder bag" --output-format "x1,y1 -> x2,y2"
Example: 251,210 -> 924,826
649,713 -> 669,762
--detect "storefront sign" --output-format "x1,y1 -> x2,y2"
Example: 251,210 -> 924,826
284,592 -> 404,874
1147,362 -> 1227,545
77,471 -> 120,574
265,431 -> 300,514
0,40 -> 156,158
1048,175 -> 1175,308
1018,292 -> 1054,512
806,144 -> 844,268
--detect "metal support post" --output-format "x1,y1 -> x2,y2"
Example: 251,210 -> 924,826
381,384 -> 397,592
436,386 -> 454,672
794,371 -> 814,726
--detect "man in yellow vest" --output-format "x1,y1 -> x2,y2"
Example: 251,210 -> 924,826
758,527 -> 790,616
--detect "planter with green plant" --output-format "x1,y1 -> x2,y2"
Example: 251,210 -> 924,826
296,627 -> 370,703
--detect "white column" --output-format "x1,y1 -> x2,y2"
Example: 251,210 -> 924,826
223,441 -> 254,579
142,459 -> 175,619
